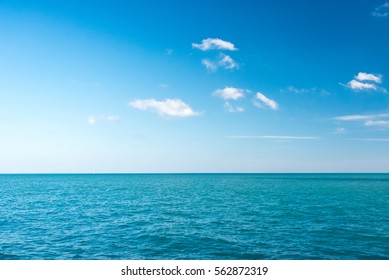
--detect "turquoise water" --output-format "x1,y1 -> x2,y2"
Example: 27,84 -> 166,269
0,174 -> 388,259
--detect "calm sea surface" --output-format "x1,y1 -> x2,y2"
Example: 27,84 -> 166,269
0,174 -> 388,259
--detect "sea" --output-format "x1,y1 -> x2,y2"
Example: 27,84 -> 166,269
0,173 -> 388,260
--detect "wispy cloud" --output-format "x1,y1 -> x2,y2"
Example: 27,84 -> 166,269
87,115 -> 120,125
201,53 -> 239,71
285,86 -> 311,94
213,87 -> 245,100
350,138 -> 389,142
192,38 -> 237,51
343,72 -> 386,92
254,92 -> 279,110
372,2 -> 389,17
365,120 -> 389,127
228,135 -> 319,140
284,86 -> 330,96
224,102 -> 244,113
87,116 -> 97,125
334,113 -> 389,127
129,99 -> 201,118
201,59 -> 217,71
334,114 -> 375,121
335,127 -> 346,134
218,53 -> 238,69
106,115 -> 120,122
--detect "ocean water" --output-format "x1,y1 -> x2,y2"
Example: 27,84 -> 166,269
0,173 -> 388,260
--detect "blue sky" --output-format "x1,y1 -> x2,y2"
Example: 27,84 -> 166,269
1,0 -> 389,173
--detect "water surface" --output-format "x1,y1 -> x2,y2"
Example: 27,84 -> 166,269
0,174 -> 388,259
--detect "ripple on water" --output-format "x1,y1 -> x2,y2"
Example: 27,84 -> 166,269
0,174 -> 388,259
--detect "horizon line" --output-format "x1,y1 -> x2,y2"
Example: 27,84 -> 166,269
1,172 -> 389,175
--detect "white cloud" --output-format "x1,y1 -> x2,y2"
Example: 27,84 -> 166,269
355,72 -> 382,83
218,53 -> 239,69
285,86 -> 330,96
335,113 -> 389,121
372,2 -> 389,17
344,72 -> 386,92
347,80 -> 377,91
365,120 -> 389,126
224,102 -> 244,113
87,116 -> 97,125
228,135 -> 319,140
334,113 -> 389,129
286,86 -> 311,94
372,11 -> 388,17
129,99 -> 201,118
334,114 -> 374,121
192,38 -> 237,51
201,53 -> 239,71
106,115 -> 120,122
214,87 -> 245,113
254,92 -> 279,110
213,87 -> 245,100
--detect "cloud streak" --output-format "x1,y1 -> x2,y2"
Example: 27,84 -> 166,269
254,92 -> 279,110
334,113 -> 389,127
284,86 -> 331,96
228,135 -> 319,140
365,120 -> 389,127
350,138 -> 389,142
334,114 -> 375,121
129,99 -> 201,118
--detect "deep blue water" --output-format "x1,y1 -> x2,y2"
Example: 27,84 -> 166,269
0,173 -> 388,260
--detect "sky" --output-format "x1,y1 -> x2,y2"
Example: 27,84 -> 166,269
1,0 -> 389,173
